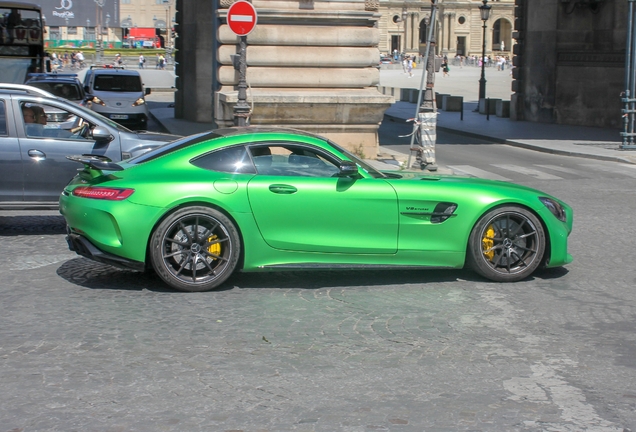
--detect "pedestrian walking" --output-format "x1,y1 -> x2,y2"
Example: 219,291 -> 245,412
139,54 -> 145,69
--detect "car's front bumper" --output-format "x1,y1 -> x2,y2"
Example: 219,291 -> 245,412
95,112 -> 148,127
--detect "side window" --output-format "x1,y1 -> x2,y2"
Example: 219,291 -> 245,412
20,102 -> 92,140
0,100 -> 6,135
248,144 -> 340,177
191,146 -> 256,174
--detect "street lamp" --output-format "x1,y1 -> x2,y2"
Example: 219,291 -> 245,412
478,0 -> 491,103
104,13 -> 110,46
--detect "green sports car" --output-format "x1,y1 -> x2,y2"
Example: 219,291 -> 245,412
59,127 -> 573,292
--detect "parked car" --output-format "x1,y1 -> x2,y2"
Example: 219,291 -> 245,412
83,66 -> 151,130
24,73 -> 89,106
0,84 -> 179,210
60,127 -> 573,292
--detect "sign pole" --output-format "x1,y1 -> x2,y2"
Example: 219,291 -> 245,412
235,35 -> 250,126
227,0 -> 257,127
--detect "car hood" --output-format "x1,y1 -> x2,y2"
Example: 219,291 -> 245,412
128,131 -> 181,142
383,169 -> 562,199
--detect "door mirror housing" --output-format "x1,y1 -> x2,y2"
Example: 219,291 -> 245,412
337,161 -> 359,177
92,126 -> 114,143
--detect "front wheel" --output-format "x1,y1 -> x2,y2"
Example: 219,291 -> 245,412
149,206 -> 240,292
467,206 -> 545,282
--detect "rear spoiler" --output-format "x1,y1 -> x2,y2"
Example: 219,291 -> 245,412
67,154 -> 124,173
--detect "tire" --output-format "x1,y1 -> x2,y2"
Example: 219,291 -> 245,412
149,206 -> 240,292
467,206 -> 545,282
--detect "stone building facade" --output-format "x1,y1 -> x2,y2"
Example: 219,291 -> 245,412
511,0 -> 625,129
175,0 -> 393,157
377,0 -> 514,59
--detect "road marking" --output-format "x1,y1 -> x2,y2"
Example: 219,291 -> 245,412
491,164 -> 564,180
535,164 -> 591,177
580,163 -> 636,178
448,165 -> 511,181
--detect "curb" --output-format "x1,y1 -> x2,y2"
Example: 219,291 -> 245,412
384,114 -> 636,166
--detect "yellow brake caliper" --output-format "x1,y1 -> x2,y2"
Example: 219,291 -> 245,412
208,235 -> 221,259
482,225 -> 495,260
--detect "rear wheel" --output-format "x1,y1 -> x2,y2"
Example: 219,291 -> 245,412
467,206 -> 545,282
149,206 -> 240,292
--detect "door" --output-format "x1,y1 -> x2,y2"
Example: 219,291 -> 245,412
457,37 -> 466,56
246,144 -> 399,254
16,100 -> 121,202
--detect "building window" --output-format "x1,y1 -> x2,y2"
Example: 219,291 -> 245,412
458,16 -> 466,25
49,26 -> 60,40
67,26 -> 77,35
122,0 -> 131,3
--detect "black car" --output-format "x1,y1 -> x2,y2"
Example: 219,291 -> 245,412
24,73 -> 90,107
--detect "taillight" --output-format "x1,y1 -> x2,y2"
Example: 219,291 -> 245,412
72,187 -> 134,200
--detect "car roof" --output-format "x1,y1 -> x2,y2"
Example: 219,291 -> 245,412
25,74 -> 81,84
90,67 -> 141,76
211,126 -> 328,140
0,83 -> 56,97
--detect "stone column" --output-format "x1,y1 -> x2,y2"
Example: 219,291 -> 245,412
448,13 -> 456,54
215,0 -> 393,157
173,0 -> 215,123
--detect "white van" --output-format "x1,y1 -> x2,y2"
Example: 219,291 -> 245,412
83,66 -> 151,130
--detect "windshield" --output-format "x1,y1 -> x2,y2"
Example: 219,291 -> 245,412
94,75 -> 143,92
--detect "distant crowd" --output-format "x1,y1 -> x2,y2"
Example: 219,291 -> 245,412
385,50 -> 513,76
47,51 -> 86,71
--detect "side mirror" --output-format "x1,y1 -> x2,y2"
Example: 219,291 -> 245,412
337,161 -> 359,177
145,88 -> 151,95
92,126 -> 114,143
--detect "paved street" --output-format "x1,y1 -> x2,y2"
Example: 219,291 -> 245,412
2,66 -> 636,431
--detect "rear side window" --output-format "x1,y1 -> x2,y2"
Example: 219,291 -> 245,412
94,75 -> 142,92
191,146 -> 256,174
0,100 -> 6,135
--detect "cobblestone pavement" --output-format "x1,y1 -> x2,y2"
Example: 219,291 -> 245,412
1,178 -> 636,432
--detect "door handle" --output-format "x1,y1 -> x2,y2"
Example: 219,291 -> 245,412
268,184 -> 297,194
27,149 -> 46,161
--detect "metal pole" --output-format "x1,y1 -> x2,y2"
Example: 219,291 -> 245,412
479,20 -> 487,100
630,0 -> 636,145
406,0 -> 438,170
233,35 -> 250,127
622,0 -> 634,148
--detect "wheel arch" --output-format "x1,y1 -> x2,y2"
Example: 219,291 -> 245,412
144,201 -> 247,271
463,201 -> 552,268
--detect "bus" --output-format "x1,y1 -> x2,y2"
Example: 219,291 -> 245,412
0,2 -> 46,83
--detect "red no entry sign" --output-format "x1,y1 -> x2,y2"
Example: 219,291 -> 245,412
227,1 -> 257,36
